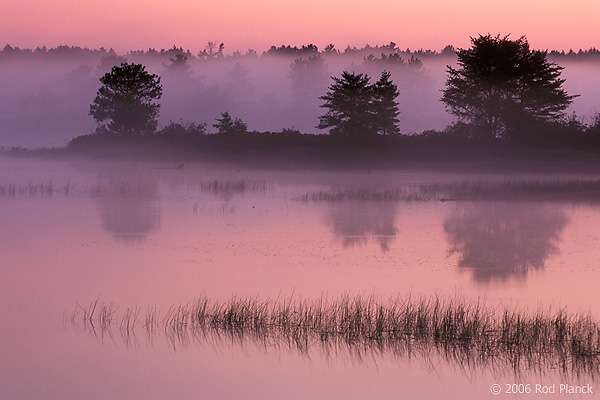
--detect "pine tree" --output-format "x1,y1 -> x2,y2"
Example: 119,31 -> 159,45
372,71 -> 400,135
442,34 -> 576,139
317,71 -> 400,136
213,112 -> 248,134
317,71 -> 375,137
89,62 -> 162,135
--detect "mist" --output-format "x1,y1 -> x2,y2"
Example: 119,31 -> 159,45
1,44 -> 599,149
0,44 -> 449,148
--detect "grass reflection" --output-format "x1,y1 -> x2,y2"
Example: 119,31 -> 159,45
69,294 -> 600,378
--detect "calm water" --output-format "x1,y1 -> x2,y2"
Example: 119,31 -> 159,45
2,156 -> 600,399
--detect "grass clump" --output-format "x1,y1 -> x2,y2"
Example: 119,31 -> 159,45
71,294 -> 600,376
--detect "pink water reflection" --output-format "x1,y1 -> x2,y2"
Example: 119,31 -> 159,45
2,157 -> 600,399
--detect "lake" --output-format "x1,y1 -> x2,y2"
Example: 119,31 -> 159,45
1,155 -> 600,399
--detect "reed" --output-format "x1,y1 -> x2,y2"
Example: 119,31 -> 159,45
0,182 -> 58,197
420,179 -> 600,202
195,179 -> 269,194
71,294 -> 600,375
0,181 -> 155,198
295,187 -> 429,202
296,179 -> 600,203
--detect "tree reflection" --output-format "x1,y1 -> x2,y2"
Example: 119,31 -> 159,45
327,201 -> 398,251
95,171 -> 161,244
444,202 -> 568,283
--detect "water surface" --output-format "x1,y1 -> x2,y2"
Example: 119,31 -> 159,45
2,156 -> 600,399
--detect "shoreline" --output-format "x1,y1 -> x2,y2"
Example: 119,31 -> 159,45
4,133 -> 600,173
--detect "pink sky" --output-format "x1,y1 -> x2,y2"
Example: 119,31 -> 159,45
2,0 -> 599,53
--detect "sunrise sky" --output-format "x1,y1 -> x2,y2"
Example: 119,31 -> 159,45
2,0 -> 599,53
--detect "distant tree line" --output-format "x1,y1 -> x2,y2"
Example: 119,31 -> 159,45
88,62 -> 402,137
18,33 -> 586,158
3,42 -> 600,64
86,34 -> 597,145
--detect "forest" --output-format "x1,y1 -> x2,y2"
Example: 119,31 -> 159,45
2,38 -> 600,162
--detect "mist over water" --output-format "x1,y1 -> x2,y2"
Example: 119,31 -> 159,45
1,45 -> 594,148
3,41 -> 600,400
3,155 -> 600,399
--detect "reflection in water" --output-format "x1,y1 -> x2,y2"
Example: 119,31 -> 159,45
444,202 -> 568,283
327,201 -> 398,251
94,171 -> 161,244
69,295 -> 600,379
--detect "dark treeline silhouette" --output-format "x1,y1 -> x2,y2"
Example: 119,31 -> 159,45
549,47 -> 600,60
0,41 -> 450,147
4,42 -> 600,63
4,36 -> 600,154
1,42 -> 454,63
66,35 -> 600,163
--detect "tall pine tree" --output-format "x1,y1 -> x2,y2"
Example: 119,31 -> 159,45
372,71 -> 400,135
317,71 -> 400,137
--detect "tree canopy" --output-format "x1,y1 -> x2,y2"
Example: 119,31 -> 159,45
89,62 -> 162,135
317,71 -> 400,137
213,111 -> 248,134
372,71 -> 400,135
441,34 -> 576,139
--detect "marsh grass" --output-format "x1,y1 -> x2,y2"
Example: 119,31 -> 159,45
295,187 -> 430,202
296,179 -> 600,203
5,178 -> 600,203
0,181 -> 157,198
197,179 -> 269,194
71,294 -> 600,375
422,179 -> 600,202
0,182 -> 61,197
0,179 -> 269,199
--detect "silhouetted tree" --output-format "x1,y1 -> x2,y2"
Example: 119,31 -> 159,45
372,71 -> 400,135
441,45 -> 456,56
89,62 -> 162,135
318,71 -> 400,136
323,44 -> 338,54
442,34 -> 576,139
263,44 -> 319,56
213,111 -> 248,134
199,41 -> 224,59
318,71 -> 375,136
163,53 -> 191,77
161,45 -> 193,61
362,53 -> 423,70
